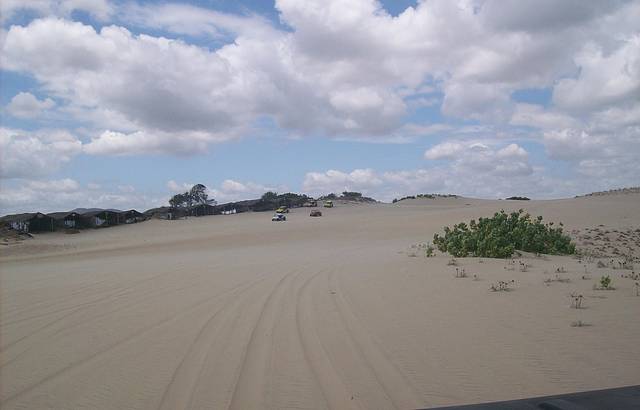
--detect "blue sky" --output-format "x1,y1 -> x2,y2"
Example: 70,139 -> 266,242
1,0 -> 639,213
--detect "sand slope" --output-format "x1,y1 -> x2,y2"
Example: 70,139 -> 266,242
1,195 -> 639,409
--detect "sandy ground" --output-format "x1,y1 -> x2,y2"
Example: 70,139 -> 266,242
1,195 -> 639,409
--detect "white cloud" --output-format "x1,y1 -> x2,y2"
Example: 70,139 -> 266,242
424,142 -> 465,160
553,36 -> 640,113
1,0 -> 638,200
0,178 -> 164,215
83,130 -> 218,156
167,180 -> 193,194
0,127 -> 82,178
166,179 -> 280,204
7,92 -> 55,118
1,0 -> 113,22
302,169 -> 383,196
510,103 -> 579,130
212,180 -> 281,203
119,2 -> 275,39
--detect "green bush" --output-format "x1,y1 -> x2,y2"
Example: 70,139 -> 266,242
599,275 -> 612,289
433,209 -> 576,258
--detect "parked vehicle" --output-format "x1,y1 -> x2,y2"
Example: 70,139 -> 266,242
271,213 -> 287,221
323,200 -> 334,208
310,210 -> 322,217
276,206 -> 289,213
304,200 -> 318,207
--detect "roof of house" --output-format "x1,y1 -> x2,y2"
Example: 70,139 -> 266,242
83,210 -> 120,217
0,212 -> 50,223
120,209 -> 144,216
47,212 -> 82,220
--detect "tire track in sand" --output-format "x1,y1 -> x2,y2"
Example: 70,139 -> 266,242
225,265 -> 307,410
157,266 -> 298,410
327,270 -> 424,409
0,271 -> 271,407
295,268 -> 361,410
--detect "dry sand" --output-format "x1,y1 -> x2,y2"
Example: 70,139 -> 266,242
1,194 -> 639,409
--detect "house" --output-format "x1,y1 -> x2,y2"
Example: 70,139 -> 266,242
119,209 -> 145,224
0,213 -> 55,233
190,204 -> 216,217
144,206 -> 187,220
82,210 -> 120,228
47,211 -> 85,229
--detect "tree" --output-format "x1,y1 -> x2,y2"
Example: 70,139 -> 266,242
190,184 -> 216,205
169,193 -> 187,208
169,184 -> 216,209
261,191 -> 278,202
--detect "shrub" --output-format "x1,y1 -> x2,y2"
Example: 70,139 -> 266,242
425,244 -> 435,257
433,209 -> 576,258
599,275 -> 612,289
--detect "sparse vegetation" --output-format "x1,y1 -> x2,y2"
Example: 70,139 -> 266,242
593,275 -> 615,290
433,209 -> 576,258
392,193 -> 458,203
570,293 -> 584,309
425,243 -> 435,257
490,280 -> 514,292
505,196 -> 530,200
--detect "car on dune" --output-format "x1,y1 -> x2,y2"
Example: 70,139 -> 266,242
271,213 -> 286,221
310,210 -> 322,217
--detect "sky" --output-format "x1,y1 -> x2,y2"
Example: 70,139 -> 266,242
1,0 -> 639,213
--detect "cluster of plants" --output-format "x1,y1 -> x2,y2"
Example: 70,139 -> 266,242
594,275 -> 614,290
392,193 -> 458,203
253,192 -> 312,211
169,184 -> 216,209
320,191 -> 376,202
505,196 -> 530,201
489,280 -> 514,292
433,209 -> 576,258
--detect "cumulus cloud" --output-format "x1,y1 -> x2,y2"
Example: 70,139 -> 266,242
0,178 -> 164,214
7,92 -> 55,118
1,0 -> 638,200
0,127 -> 82,178
167,179 -> 281,203
553,36 -> 640,113
302,169 -> 383,195
303,142 -> 538,200
119,2 -> 275,39
1,0 -> 113,22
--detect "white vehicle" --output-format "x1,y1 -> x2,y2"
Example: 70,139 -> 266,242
271,213 -> 286,221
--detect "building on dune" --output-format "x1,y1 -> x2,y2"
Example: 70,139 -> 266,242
118,209 -> 146,224
189,204 -> 216,217
82,210 -> 120,228
144,206 -> 187,220
0,213 -> 55,233
47,211 -> 86,229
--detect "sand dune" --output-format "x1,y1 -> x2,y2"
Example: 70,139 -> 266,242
1,195 -> 639,409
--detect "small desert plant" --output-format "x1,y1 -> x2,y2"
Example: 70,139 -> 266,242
425,243 -> 435,257
447,258 -> 458,266
571,320 -> 588,327
454,268 -> 467,278
599,275 -> 612,289
634,282 -> 639,296
597,260 -> 606,268
490,280 -> 514,292
570,293 -> 584,309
